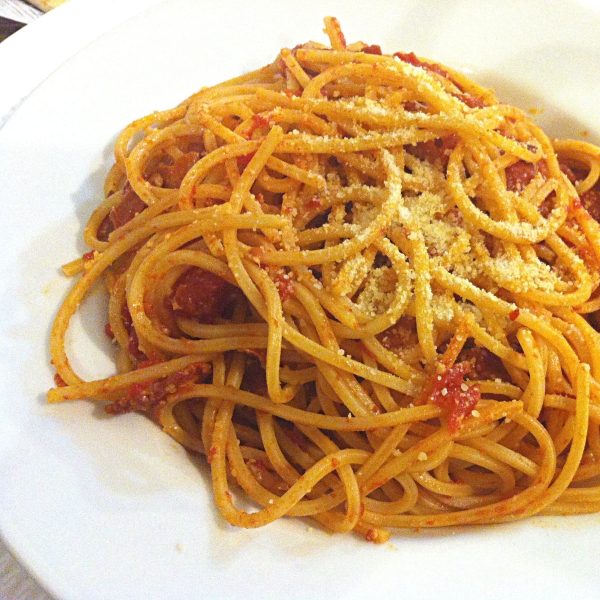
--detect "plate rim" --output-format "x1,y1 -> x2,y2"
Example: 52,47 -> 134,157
3,1 -> 600,599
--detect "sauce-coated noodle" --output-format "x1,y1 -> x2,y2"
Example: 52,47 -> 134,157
50,18 -> 600,541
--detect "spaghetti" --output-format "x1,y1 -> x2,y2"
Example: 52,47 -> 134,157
49,18 -> 600,542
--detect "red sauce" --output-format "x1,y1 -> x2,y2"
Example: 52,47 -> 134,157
509,160 -> 600,221
246,458 -> 269,482
394,52 -> 483,108
278,423 -> 307,452
365,528 -> 378,542
367,478 -> 390,494
453,92 -> 485,109
169,267 -> 239,323
272,270 -> 296,303
98,181 -> 147,241
505,159 -> 549,192
570,197 -> 583,212
377,316 -> 418,351
244,114 -> 271,140
96,215 -> 114,242
237,152 -> 256,169
110,181 -> 147,228
156,151 -> 200,189
444,206 -> 463,227
307,195 -> 324,210
406,134 -> 458,169
207,445 -> 217,464
428,361 -> 480,434
580,187 -> 600,223
106,362 -> 211,417
54,373 -> 67,387
328,16 -> 346,48
242,348 -> 267,367
538,195 -> 555,218
576,243 -> 597,268
559,161 -> 587,186
362,44 -> 382,55
394,52 -> 450,80
241,356 -> 268,397
559,163 -> 600,222
457,345 -> 509,382
247,458 -> 288,491
403,100 -> 427,113
119,304 -> 147,362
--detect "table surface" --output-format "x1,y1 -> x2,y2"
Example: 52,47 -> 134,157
0,0 -> 42,23
0,538 -> 51,600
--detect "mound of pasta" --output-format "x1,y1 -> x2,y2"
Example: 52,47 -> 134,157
50,18 -> 600,542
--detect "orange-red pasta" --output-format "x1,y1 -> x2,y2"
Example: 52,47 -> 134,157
49,17 -> 600,542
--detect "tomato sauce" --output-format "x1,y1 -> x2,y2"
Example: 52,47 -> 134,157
169,267 -> 239,323
98,181 -> 147,241
156,151 -> 200,189
106,362 -> 210,417
505,160 -> 548,192
428,361 -> 480,434
394,52 -> 483,108
406,134 -> 459,169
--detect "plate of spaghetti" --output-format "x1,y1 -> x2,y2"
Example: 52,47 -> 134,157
3,1 -> 600,599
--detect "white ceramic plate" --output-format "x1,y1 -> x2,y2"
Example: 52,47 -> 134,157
2,1 -> 600,599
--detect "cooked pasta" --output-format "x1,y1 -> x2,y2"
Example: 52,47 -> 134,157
49,17 -> 600,542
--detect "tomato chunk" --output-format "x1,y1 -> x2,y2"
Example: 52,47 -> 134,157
362,44 -> 382,55
156,151 -> 200,188
169,267 -> 239,323
505,159 -> 548,192
98,181 -> 147,241
428,361 -> 480,434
